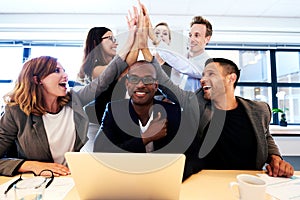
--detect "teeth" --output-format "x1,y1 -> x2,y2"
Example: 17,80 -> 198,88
203,86 -> 211,90
59,83 -> 66,87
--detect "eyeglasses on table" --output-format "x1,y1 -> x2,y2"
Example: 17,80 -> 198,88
4,169 -> 54,196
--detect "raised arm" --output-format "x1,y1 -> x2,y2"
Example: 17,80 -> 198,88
142,1 -> 201,79
125,6 -> 139,66
156,48 -> 202,78
138,1 -> 154,62
74,55 -> 129,106
124,2 -> 153,67
74,13 -> 138,106
119,8 -> 138,62
138,1 -> 196,107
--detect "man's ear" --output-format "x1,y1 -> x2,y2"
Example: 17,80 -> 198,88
205,35 -> 211,45
229,73 -> 237,83
125,79 -> 129,89
154,81 -> 159,91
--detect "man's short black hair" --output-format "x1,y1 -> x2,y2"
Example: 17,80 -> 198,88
205,58 -> 241,88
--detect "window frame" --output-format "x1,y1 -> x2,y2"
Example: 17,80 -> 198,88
206,47 -> 300,125
1,42 -> 300,125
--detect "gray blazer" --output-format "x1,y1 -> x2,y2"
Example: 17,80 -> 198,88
152,59 -> 281,170
0,55 -> 127,176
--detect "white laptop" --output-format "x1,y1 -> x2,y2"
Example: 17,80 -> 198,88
65,152 -> 185,200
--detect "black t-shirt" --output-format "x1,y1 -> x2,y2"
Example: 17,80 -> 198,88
202,103 -> 257,169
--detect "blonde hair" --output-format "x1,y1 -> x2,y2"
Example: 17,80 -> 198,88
154,22 -> 172,41
4,56 -> 70,116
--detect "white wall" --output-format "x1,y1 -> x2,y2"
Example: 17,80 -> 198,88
1,13 -> 300,45
274,137 -> 300,156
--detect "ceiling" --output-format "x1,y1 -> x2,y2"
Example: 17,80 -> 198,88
1,0 -> 300,44
1,0 -> 299,18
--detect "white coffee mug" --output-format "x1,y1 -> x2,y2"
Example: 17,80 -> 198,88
229,174 -> 266,200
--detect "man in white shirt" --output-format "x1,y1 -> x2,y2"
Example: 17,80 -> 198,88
152,16 -> 213,92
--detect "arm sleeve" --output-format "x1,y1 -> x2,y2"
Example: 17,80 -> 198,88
151,59 -> 201,149
266,129 -> 282,161
74,55 -> 128,106
93,103 -> 146,153
151,58 -> 198,107
263,102 -> 282,162
0,106 -> 25,176
156,44 -> 202,78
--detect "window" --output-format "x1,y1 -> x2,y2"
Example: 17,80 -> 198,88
207,50 -> 271,82
207,49 -> 300,125
235,86 -> 272,105
0,46 -> 23,81
275,51 -> 300,124
0,44 -> 83,113
1,43 -> 300,125
276,51 -> 300,83
30,46 -> 83,81
0,46 -> 23,99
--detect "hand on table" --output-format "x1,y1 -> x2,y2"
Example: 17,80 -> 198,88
19,161 -> 70,177
266,155 -> 294,178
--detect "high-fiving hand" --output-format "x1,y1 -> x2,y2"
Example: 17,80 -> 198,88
126,0 -> 155,63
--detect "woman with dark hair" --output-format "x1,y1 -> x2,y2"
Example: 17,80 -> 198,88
78,27 -> 118,84
77,19 -> 140,130
77,27 -> 124,145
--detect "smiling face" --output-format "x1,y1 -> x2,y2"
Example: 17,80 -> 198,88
200,62 -> 227,101
154,25 -> 171,45
101,31 -> 118,58
188,24 -> 211,57
126,62 -> 158,106
40,62 -> 68,99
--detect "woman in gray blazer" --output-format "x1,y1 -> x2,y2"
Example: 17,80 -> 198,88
0,54 -> 129,176
0,19 -> 138,176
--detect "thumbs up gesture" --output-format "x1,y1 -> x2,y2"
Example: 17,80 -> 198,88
142,112 -> 168,144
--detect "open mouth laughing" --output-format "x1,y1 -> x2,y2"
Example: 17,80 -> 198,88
203,86 -> 211,90
59,82 -> 67,88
